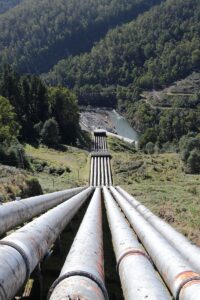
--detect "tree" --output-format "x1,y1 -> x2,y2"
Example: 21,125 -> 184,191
40,118 -> 60,146
0,95 -> 20,143
48,87 -> 79,143
186,149 -> 200,174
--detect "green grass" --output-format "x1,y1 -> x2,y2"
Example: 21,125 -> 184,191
108,137 -> 200,246
25,144 -> 90,193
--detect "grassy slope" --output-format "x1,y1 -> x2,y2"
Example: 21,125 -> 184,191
108,137 -> 200,246
25,144 -> 90,193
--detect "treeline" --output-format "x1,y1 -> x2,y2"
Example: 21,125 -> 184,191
44,0 -> 200,105
0,0 -> 22,14
0,65 -> 80,169
0,0 -> 164,73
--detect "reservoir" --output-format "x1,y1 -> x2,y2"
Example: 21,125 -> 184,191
109,110 -> 139,141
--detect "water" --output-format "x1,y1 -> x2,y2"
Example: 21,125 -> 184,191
110,110 -> 139,141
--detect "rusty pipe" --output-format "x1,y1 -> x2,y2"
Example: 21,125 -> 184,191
0,187 -> 94,300
110,187 -> 200,300
48,188 -> 108,300
0,186 -> 86,236
103,187 -> 171,300
116,186 -> 200,274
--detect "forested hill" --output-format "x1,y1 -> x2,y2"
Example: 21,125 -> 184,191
44,0 -> 200,95
0,0 -> 164,74
0,0 -> 23,14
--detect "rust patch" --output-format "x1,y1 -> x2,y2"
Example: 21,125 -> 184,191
175,271 -> 200,282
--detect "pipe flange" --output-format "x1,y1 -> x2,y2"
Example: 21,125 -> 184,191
176,276 -> 200,300
0,240 -> 31,283
116,249 -> 152,273
48,270 -> 109,300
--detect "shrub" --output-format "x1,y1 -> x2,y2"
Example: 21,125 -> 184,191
40,118 -> 60,146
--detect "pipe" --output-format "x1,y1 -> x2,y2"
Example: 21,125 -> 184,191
110,187 -> 200,300
103,187 -> 171,300
116,186 -> 200,274
93,157 -> 97,187
104,157 -> 108,186
90,157 -> 94,186
0,186 -> 86,236
97,157 -> 101,186
107,157 -> 112,186
0,187 -> 94,300
101,157 -> 105,186
48,188 -> 108,300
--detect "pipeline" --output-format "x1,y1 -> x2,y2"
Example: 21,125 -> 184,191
104,157 -> 108,186
110,187 -> 200,300
90,157 -> 94,186
107,157 -> 112,186
101,157 -> 105,186
0,187 -> 94,300
93,157 -> 97,187
97,156 -> 101,186
116,186 -> 200,274
103,187 -> 171,300
48,188 -> 108,300
0,186 -> 85,236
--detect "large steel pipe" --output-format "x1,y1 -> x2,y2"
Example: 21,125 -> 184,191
93,157 -> 97,187
97,156 -> 101,186
48,188 -> 108,300
116,186 -> 200,274
0,186 -> 85,236
110,187 -> 200,300
0,187 -> 94,300
107,157 -> 112,186
104,157 -> 108,186
103,187 -> 171,300
90,157 -> 94,186
101,157 -> 105,186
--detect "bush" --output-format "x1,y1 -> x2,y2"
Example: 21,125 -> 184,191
22,178 -> 43,197
179,135 -> 200,174
0,142 -> 31,169
40,118 -> 60,146
186,149 -> 200,174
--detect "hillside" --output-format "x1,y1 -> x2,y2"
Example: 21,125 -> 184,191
44,0 -> 200,104
108,137 -> 200,246
0,0 -> 163,73
0,0 -> 23,14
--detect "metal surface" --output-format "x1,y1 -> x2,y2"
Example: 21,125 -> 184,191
107,157 -> 112,185
0,187 -> 93,300
97,157 -> 101,186
0,186 -> 85,235
93,157 -> 97,187
49,188 -> 108,300
103,187 -> 171,300
110,187 -> 200,300
101,157 -> 105,186
104,157 -> 108,186
116,186 -> 200,274
90,157 -> 94,186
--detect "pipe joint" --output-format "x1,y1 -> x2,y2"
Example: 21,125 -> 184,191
116,249 -> 152,273
175,271 -> 200,300
0,240 -> 31,283
48,270 -> 109,300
